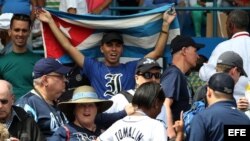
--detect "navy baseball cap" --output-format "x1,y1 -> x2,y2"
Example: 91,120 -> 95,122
135,58 -> 162,74
217,51 -> 247,77
170,35 -> 204,54
208,73 -> 235,95
101,31 -> 123,44
33,58 -> 71,79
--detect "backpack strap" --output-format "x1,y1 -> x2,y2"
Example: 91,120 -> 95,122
62,125 -> 70,141
120,90 -> 133,103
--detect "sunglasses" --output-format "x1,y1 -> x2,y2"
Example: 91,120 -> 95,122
138,72 -> 161,79
0,99 -> 9,105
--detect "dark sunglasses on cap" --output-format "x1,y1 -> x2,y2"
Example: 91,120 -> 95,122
0,99 -> 8,105
138,72 -> 161,79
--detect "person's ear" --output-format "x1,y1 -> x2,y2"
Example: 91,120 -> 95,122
41,75 -> 49,87
206,87 -> 213,98
100,46 -> 104,53
181,47 -> 187,55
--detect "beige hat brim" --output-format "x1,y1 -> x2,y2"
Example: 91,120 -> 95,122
58,98 -> 113,122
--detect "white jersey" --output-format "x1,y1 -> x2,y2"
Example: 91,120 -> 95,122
98,115 -> 168,141
105,89 -> 167,128
199,31 -> 250,101
59,0 -> 88,15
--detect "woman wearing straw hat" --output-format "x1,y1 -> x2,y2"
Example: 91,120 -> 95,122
48,85 -> 113,141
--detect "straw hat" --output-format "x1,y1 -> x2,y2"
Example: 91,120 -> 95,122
58,86 -> 113,121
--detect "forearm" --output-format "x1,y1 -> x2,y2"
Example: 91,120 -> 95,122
47,18 -> 73,52
95,110 -> 126,129
48,18 -> 84,67
145,21 -> 170,59
31,0 -> 38,21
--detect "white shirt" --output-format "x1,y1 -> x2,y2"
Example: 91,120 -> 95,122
59,0 -> 88,15
199,31 -> 250,101
105,89 -> 167,128
98,115 -> 168,141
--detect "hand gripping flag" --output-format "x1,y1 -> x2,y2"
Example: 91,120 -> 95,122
41,4 -> 180,64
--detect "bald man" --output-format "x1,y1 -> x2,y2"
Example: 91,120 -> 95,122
0,80 -> 44,140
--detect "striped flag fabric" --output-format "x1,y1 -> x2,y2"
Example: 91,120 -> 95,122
41,4 -> 180,64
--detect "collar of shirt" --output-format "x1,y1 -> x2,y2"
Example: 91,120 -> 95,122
5,107 -> 21,129
232,31 -> 249,38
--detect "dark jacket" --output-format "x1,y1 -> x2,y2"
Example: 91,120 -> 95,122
8,106 -> 45,141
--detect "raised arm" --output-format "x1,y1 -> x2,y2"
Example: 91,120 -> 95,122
145,8 -> 176,60
36,9 -> 84,68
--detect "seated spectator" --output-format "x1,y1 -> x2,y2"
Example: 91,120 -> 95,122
49,85 -> 113,140
0,80 -> 45,141
15,58 -> 71,139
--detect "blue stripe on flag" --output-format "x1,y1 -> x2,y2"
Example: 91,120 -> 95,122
45,3 -> 180,64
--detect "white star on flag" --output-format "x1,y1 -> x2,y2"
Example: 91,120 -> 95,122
59,24 -> 72,39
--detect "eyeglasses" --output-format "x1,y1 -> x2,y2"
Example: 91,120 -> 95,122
0,99 -> 9,105
138,72 -> 161,79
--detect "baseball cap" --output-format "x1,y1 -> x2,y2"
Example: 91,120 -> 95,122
217,51 -> 247,77
0,13 -> 13,30
170,35 -> 204,54
135,58 -> 162,74
101,31 -> 123,44
208,72 -> 235,95
33,58 -> 71,79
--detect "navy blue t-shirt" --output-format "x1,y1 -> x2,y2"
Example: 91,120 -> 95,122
189,101 -> 250,141
15,89 -> 68,138
160,65 -> 193,121
81,58 -> 137,99
48,122 -> 102,141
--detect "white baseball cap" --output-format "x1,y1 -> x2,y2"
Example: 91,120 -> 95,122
0,13 -> 13,30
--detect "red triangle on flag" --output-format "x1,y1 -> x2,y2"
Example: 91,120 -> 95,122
43,15 -> 94,59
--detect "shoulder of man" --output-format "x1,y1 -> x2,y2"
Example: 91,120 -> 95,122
119,90 -> 133,103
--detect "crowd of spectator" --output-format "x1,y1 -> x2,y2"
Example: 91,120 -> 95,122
0,0 -> 250,141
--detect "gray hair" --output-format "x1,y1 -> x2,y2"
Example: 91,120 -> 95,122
33,77 -> 43,86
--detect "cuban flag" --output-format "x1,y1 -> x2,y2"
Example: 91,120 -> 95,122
41,4 -> 180,64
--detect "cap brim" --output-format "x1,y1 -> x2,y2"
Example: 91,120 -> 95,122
241,68 -> 248,77
55,66 -> 71,75
138,65 -> 162,73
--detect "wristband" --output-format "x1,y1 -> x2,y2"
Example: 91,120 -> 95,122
161,30 -> 168,34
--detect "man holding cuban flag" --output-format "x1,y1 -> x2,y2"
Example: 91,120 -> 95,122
36,6 -> 177,99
